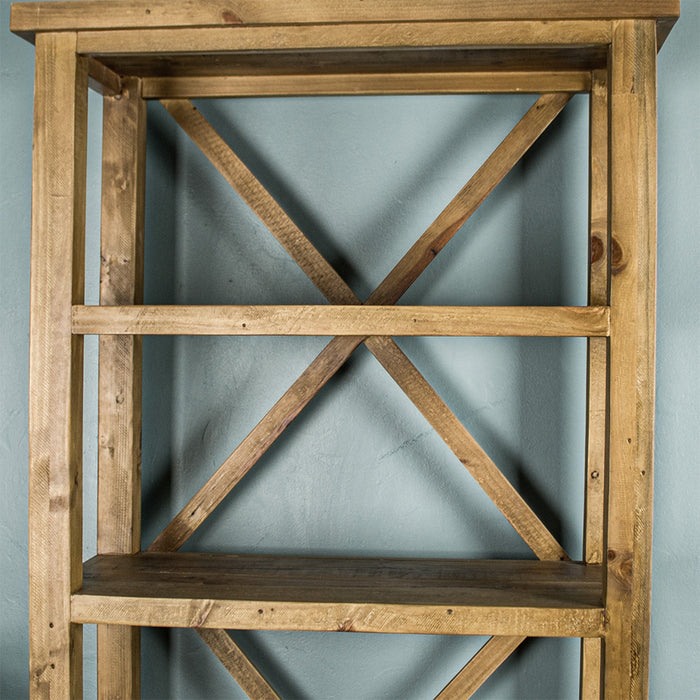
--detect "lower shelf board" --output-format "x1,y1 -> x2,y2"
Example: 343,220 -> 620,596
72,553 -> 604,637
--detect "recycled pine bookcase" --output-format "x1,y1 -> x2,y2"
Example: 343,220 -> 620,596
12,1 -> 679,698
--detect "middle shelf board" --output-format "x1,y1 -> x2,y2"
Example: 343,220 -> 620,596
73,553 -> 604,637
72,305 -> 610,337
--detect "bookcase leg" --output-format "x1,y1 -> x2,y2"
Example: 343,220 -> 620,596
96,76 -> 147,699
581,68 -> 608,700
28,32 -> 88,699
606,19 -> 657,699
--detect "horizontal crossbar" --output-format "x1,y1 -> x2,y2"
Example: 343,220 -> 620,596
72,304 -> 610,337
141,71 -> 590,99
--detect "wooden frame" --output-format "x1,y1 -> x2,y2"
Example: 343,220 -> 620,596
13,1 -> 678,697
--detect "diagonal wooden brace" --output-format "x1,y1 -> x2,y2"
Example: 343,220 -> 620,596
149,93 -> 571,559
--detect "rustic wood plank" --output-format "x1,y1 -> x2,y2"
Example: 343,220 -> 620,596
435,636 -> 525,699
28,31 -> 88,699
96,76 -> 146,700
98,47 -> 610,80
367,92 -> 572,306
75,22 -> 613,57
11,0 -> 680,38
147,334 -> 364,552
605,19 -> 657,699
160,99 -> 355,305
71,554 -> 604,636
580,68 -> 608,700
73,304 -> 610,338
143,71 -> 590,99
87,57 -> 122,96
365,335 -> 568,561
196,629 -> 280,700
581,637 -> 602,700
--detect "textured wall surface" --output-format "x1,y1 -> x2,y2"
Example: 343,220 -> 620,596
1,2 -> 698,698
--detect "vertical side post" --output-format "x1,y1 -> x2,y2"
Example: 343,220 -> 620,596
581,68 -> 609,700
28,32 -> 88,699
606,19 -> 657,699
96,77 -> 147,699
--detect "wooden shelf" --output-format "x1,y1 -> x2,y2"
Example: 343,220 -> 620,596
73,554 -> 604,637
14,0 -> 677,696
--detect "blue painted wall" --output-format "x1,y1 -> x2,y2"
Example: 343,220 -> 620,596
1,2 -> 698,698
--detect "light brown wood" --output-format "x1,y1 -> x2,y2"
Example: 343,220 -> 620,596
73,304 -> 610,338
366,335 -> 568,561
367,92 -> 571,306
28,31 -> 88,699
87,56 -> 122,96
96,47 -> 610,80
147,334 -> 364,552
75,22 -> 613,57
581,637 -> 602,700
143,72 -> 590,100
16,3 -> 674,696
95,76 -> 146,700
436,636 -> 525,699
11,0 -> 680,38
580,68 -> 608,700
196,629 -> 280,700
605,19 -> 657,699
72,554 -> 604,637
160,99 -> 355,304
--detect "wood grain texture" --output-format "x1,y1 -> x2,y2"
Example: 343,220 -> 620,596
147,334 -> 364,552
605,19 -> 657,699
366,335 -> 568,561
28,31 -> 87,699
144,72 -> 590,99
101,47 -> 609,80
11,0 -> 680,37
87,57 -> 122,96
73,304 -> 610,338
367,92 -> 572,306
96,76 -> 146,700
580,68 -> 608,700
436,636 -> 525,699
160,99 -> 355,304
196,629 -> 280,700
72,554 -> 604,637
74,22 -> 613,57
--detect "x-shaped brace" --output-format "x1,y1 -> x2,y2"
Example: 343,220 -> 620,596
148,93 -> 572,699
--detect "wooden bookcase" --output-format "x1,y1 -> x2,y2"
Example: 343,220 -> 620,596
12,1 -> 679,697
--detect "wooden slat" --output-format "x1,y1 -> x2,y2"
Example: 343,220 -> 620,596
72,554 -> 605,637
98,47 -> 610,80
365,336 -> 568,561
96,76 -> 146,700
73,304 -> 610,338
147,93 -> 571,553
580,68 -> 608,700
28,32 -> 88,699
367,92 -> 572,306
87,56 -> 122,96
142,71 -> 590,99
435,636 -> 525,699
11,0 -> 680,38
196,629 -> 280,700
147,334 -> 364,552
605,19 -> 657,699
75,22 -> 613,57
160,99 -> 355,304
